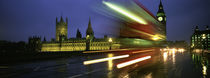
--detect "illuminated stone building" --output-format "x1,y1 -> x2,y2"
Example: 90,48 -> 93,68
191,26 -> 210,50
41,17 -> 120,52
156,0 -> 167,39
56,16 -> 68,41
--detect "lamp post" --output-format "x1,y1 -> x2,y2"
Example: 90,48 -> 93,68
86,35 -> 90,51
108,38 -> 113,50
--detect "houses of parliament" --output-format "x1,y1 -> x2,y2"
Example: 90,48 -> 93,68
40,17 -> 120,52
28,0 -> 166,52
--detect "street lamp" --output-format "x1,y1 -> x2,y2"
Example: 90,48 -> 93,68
108,38 -> 113,50
108,38 -> 113,42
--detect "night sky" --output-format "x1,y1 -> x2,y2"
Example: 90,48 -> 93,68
0,0 -> 210,42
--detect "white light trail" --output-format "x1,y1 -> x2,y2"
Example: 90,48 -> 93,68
132,49 -> 154,54
83,55 -> 129,65
117,56 -> 151,68
103,1 -> 147,25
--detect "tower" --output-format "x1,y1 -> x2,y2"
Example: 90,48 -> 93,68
156,0 -> 166,39
86,18 -> 94,40
76,28 -> 82,38
56,16 -> 68,41
86,18 -> 94,51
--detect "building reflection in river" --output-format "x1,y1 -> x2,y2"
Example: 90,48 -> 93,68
191,53 -> 209,77
203,65 -> 207,76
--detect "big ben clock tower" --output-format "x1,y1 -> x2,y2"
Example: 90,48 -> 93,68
156,0 -> 166,39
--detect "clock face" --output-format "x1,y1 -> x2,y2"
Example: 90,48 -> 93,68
158,17 -> 163,21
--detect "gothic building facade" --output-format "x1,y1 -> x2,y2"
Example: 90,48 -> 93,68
56,16 -> 68,41
41,17 -> 120,52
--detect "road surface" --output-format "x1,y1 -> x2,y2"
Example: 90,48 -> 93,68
0,48 -> 209,78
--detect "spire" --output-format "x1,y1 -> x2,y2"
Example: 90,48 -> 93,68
160,0 -> 163,7
43,37 -> 46,42
76,28 -> 82,38
60,16 -> 64,22
86,17 -> 94,37
158,0 -> 164,13
87,17 -> 93,33
88,17 -> 92,29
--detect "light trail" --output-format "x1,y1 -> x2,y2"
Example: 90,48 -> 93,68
83,49 -> 130,53
132,49 -> 154,54
117,56 -> 151,68
83,54 -> 129,65
103,1 -> 147,25
127,26 -> 166,40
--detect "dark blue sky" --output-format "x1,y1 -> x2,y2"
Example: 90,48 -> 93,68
0,0 -> 210,42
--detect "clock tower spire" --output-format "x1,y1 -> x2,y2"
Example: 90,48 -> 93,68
157,0 -> 166,24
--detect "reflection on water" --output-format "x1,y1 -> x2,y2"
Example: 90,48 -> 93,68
163,52 -> 168,62
108,53 -> 113,71
162,48 -> 184,65
203,65 -> 207,76
191,53 -> 209,78
107,53 -> 113,78
172,50 -> 175,65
